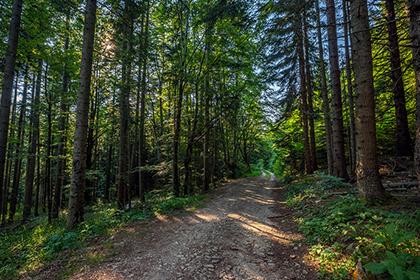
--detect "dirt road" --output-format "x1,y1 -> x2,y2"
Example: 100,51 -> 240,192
68,173 -> 318,280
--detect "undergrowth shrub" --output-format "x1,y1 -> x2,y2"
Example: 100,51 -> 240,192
285,173 -> 420,280
0,192 -> 208,279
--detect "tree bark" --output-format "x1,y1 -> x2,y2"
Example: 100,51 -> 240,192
139,0 -> 150,202
316,0 -> 333,175
326,0 -> 349,180
0,0 -> 23,223
104,144 -> 112,201
350,0 -> 389,202
22,59 -> 42,223
45,63 -> 53,223
405,0 -> 420,190
343,0 -> 357,175
385,0 -> 413,157
52,21 -> 70,219
173,1 -> 189,197
297,24 -> 313,174
303,17 -> 317,171
2,71 -> 19,224
8,65 -> 28,223
67,0 -> 97,228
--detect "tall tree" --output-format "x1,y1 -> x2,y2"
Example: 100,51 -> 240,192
343,0 -> 356,174
297,21 -> 313,175
8,64 -> 29,222
172,0 -> 190,197
385,0 -> 412,157
350,0 -> 388,202
316,0 -> 333,175
203,4 -> 213,193
67,0 -> 97,228
405,0 -> 420,188
22,60 -> 42,223
325,0 -> 349,180
303,17 -> 317,171
0,0 -> 23,224
52,15 -> 70,219
139,0 -> 150,202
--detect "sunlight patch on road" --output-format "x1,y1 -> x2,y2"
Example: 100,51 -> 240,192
194,213 -> 221,222
240,196 -> 274,205
226,213 -> 295,243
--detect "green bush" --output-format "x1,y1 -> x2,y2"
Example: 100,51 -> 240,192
0,192 -> 208,279
285,174 -> 420,280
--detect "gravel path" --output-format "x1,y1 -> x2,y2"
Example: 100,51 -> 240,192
68,173 -> 318,280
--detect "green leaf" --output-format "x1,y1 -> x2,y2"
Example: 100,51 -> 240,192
388,265 -> 405,280
406,271 -> 420,280
363,262 -> 386,274
386,251 -> 397,260
373,236 -> 387,243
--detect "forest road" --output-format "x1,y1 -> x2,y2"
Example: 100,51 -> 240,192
68,172 -> 318,280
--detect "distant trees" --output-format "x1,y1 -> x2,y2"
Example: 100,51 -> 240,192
0,0 -> 267,227
2,0 -> 420,227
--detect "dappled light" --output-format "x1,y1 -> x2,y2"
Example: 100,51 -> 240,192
66,174 -> 317,280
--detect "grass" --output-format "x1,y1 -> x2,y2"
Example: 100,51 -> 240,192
284,173 -> 420,280
241,163 -> 263,178
0,192 -> 209,280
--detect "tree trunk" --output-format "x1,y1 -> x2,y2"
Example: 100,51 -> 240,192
8,65 -> 28,223
350,0 -> 389,202
45,63 -> 53,223
405,0 -> 420,189
0,0 -> 23,224
326,0 -> 349,180
316,0 -> 333,175
67,0 -> 97,228
104,144 -> 112,201
303,17 -> 317,171
34,142 -> 41,215
23,59 -> 42,223
203,94 -> 211,192
52,21 -> 70,219
385,0 -> 412,157
173,1 -> 189,197
297,24 -> 313,174
2,71 -> 19,224
343,0 -> 357,175
139,0 -> 150,202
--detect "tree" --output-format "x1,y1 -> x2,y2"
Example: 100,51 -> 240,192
316,0 -> 333,175
385,0 -> 412,157
22,60 -> 42,223
326,0 -> 349,180
350,0 -> 388,202
67,0 -> 97,228
52,14 -> 70,219
139,0 -> 150,202
297,21 -> 313,175
342,0 -> 356,174
303,16 -> 317,171
405,0 -> 420,188
0,0 -> 23,225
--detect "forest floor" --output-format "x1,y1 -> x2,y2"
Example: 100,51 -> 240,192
36,172 -> 319,280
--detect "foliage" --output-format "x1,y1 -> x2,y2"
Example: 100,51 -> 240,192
241,162 -> 263,178
362,224 -> 420,279
285,174 -> 420,279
